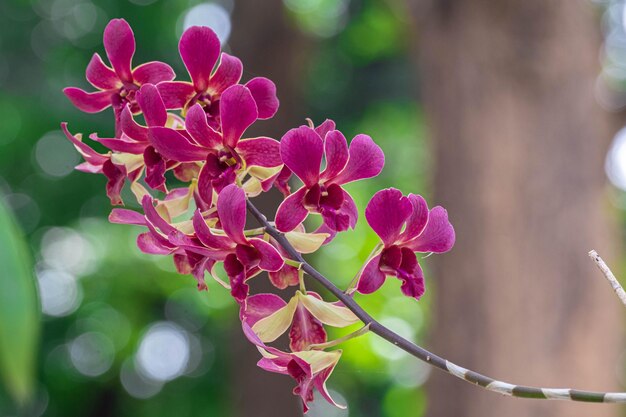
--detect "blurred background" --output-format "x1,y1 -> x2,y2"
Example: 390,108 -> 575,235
0,0 -> 626,416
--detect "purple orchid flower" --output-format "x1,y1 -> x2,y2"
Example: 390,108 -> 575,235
61,123 -> 131,205
149,84 -> 282,195
156,26 -> 278,126
356,188 -> 455,299
216,185 -> 284,302
275,125 -> 384,233
63,19 -> 175,136
241,322 -> 345,414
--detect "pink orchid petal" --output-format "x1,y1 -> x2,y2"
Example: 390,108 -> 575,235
103,18 -> 135,83
61,123 -> 108,166
340,189 -> 358,229
86,53 -> 120,90
217,184 -> 247,245
236,137 -> 282,168
185,104 -> 222,148
208,53 -> 243,94
406,206 -> 455,253
365,188 -> 412,246
132,61 -> 175,85
149,127 -> 208,162
399,262 -> 425,299
156,81 -> 196,109
320,130 -> 348,181
137,232 -> 172,255
268,265 -> 299,289
356,255 -> 386,294
192,210 -> 233,250
314,119 -> 336,140
144,146 -> 167,191
120,106 -> 149,141
280,126 -> 323,188
242,293 -> 287,327
136,84 -> 167,127
109,208 -> 145,225
225,254 -> 248,302
75,162 -> 102,173
313,365 -> 345,410
246,77 -> 279,119
289,303 -> 326,351
102,159 -> 125,206
63,87 -> 112,113
275,187 -> 309,233
89,134 -> 146,154
332,134 -> 384,185
220,84 -> 258,147
399,194 -> 429,244
249,238 -> 284,272
141,195 -> 177,235
179,26 -> 220,92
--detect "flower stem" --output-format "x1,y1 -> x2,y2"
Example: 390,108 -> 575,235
298,268 -> 306,294
308,324 -> 371,350
246,198 -> 626,404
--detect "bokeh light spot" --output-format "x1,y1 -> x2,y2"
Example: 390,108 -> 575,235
182,3 -> 231,44
69,332 -> 115,377
136,322 -> 190,382
37,269 -> 82,317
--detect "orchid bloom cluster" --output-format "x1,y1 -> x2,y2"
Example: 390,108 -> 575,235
61,19 -> 455,412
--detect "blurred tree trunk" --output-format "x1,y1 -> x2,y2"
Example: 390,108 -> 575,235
228,2 -> 310,416
413,1 -> 624,416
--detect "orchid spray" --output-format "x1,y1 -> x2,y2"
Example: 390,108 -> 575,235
61,18 -> 626,412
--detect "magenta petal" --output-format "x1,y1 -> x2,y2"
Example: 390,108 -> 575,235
280,126 -> 323,188
340,190 -> 358,229
137,232 -> 171,255
399,194 -> 429,244
314,119 -> 336,140
192,210 -> 233,250
332,134 -> 385,185
249,238 -> 284,272
63,87 -> 112,113
61,123 -> 108,166
365,188 -> 413,246
356,255 -> 386,294
90,134 -> 146,154
236,137 -> 282,168
399,262 -> 425,299
321,130 -> 348,181
120,106 -> 148,141
132,61 -> 175,85
241,293 -> 286,327
289,303 -> 326,351
185,104 -> 222,148
144,146 -> 167,191
149,127 -> 208,162
220,85 -> 258,147
179,26 -> 220,92
209,53 -> 243,94
109,209 -> 145,225
406,206 -> 455,253
86,53 -> 120,90
246,77 -> 279,119
275,187 -> 309,233
136,84 -> 167,127
268,265 -> 299,289
102,160 -> 125,206
141,195 -> 177,235
217,184 -> 247,245
103,18 -> 135,83
157,81 -> 196,109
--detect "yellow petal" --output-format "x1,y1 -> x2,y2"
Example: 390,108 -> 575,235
248,165 -> 282,181
285,231 -> 329,254
111,152 -> 144,173
242,176 -> 262,197
251,296 -> 298,343
293,349 -> 341,374
297,292 -> 359,328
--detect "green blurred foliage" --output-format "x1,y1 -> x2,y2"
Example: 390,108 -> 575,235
0,0 -> 432,416
0,195 -> 39,405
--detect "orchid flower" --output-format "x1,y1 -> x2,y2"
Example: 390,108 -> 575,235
356,188 -> 455,299
64,19 -> 175,136
242,323 -> 345,413
216,185 -> 284,302
150,84 -> 282,195
276,125 -> 384,233
156,26 -> 278,126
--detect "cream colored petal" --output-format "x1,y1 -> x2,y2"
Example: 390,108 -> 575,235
251,296 -> 299,343
285,231 -> 330,254
298,293 -> 359,328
